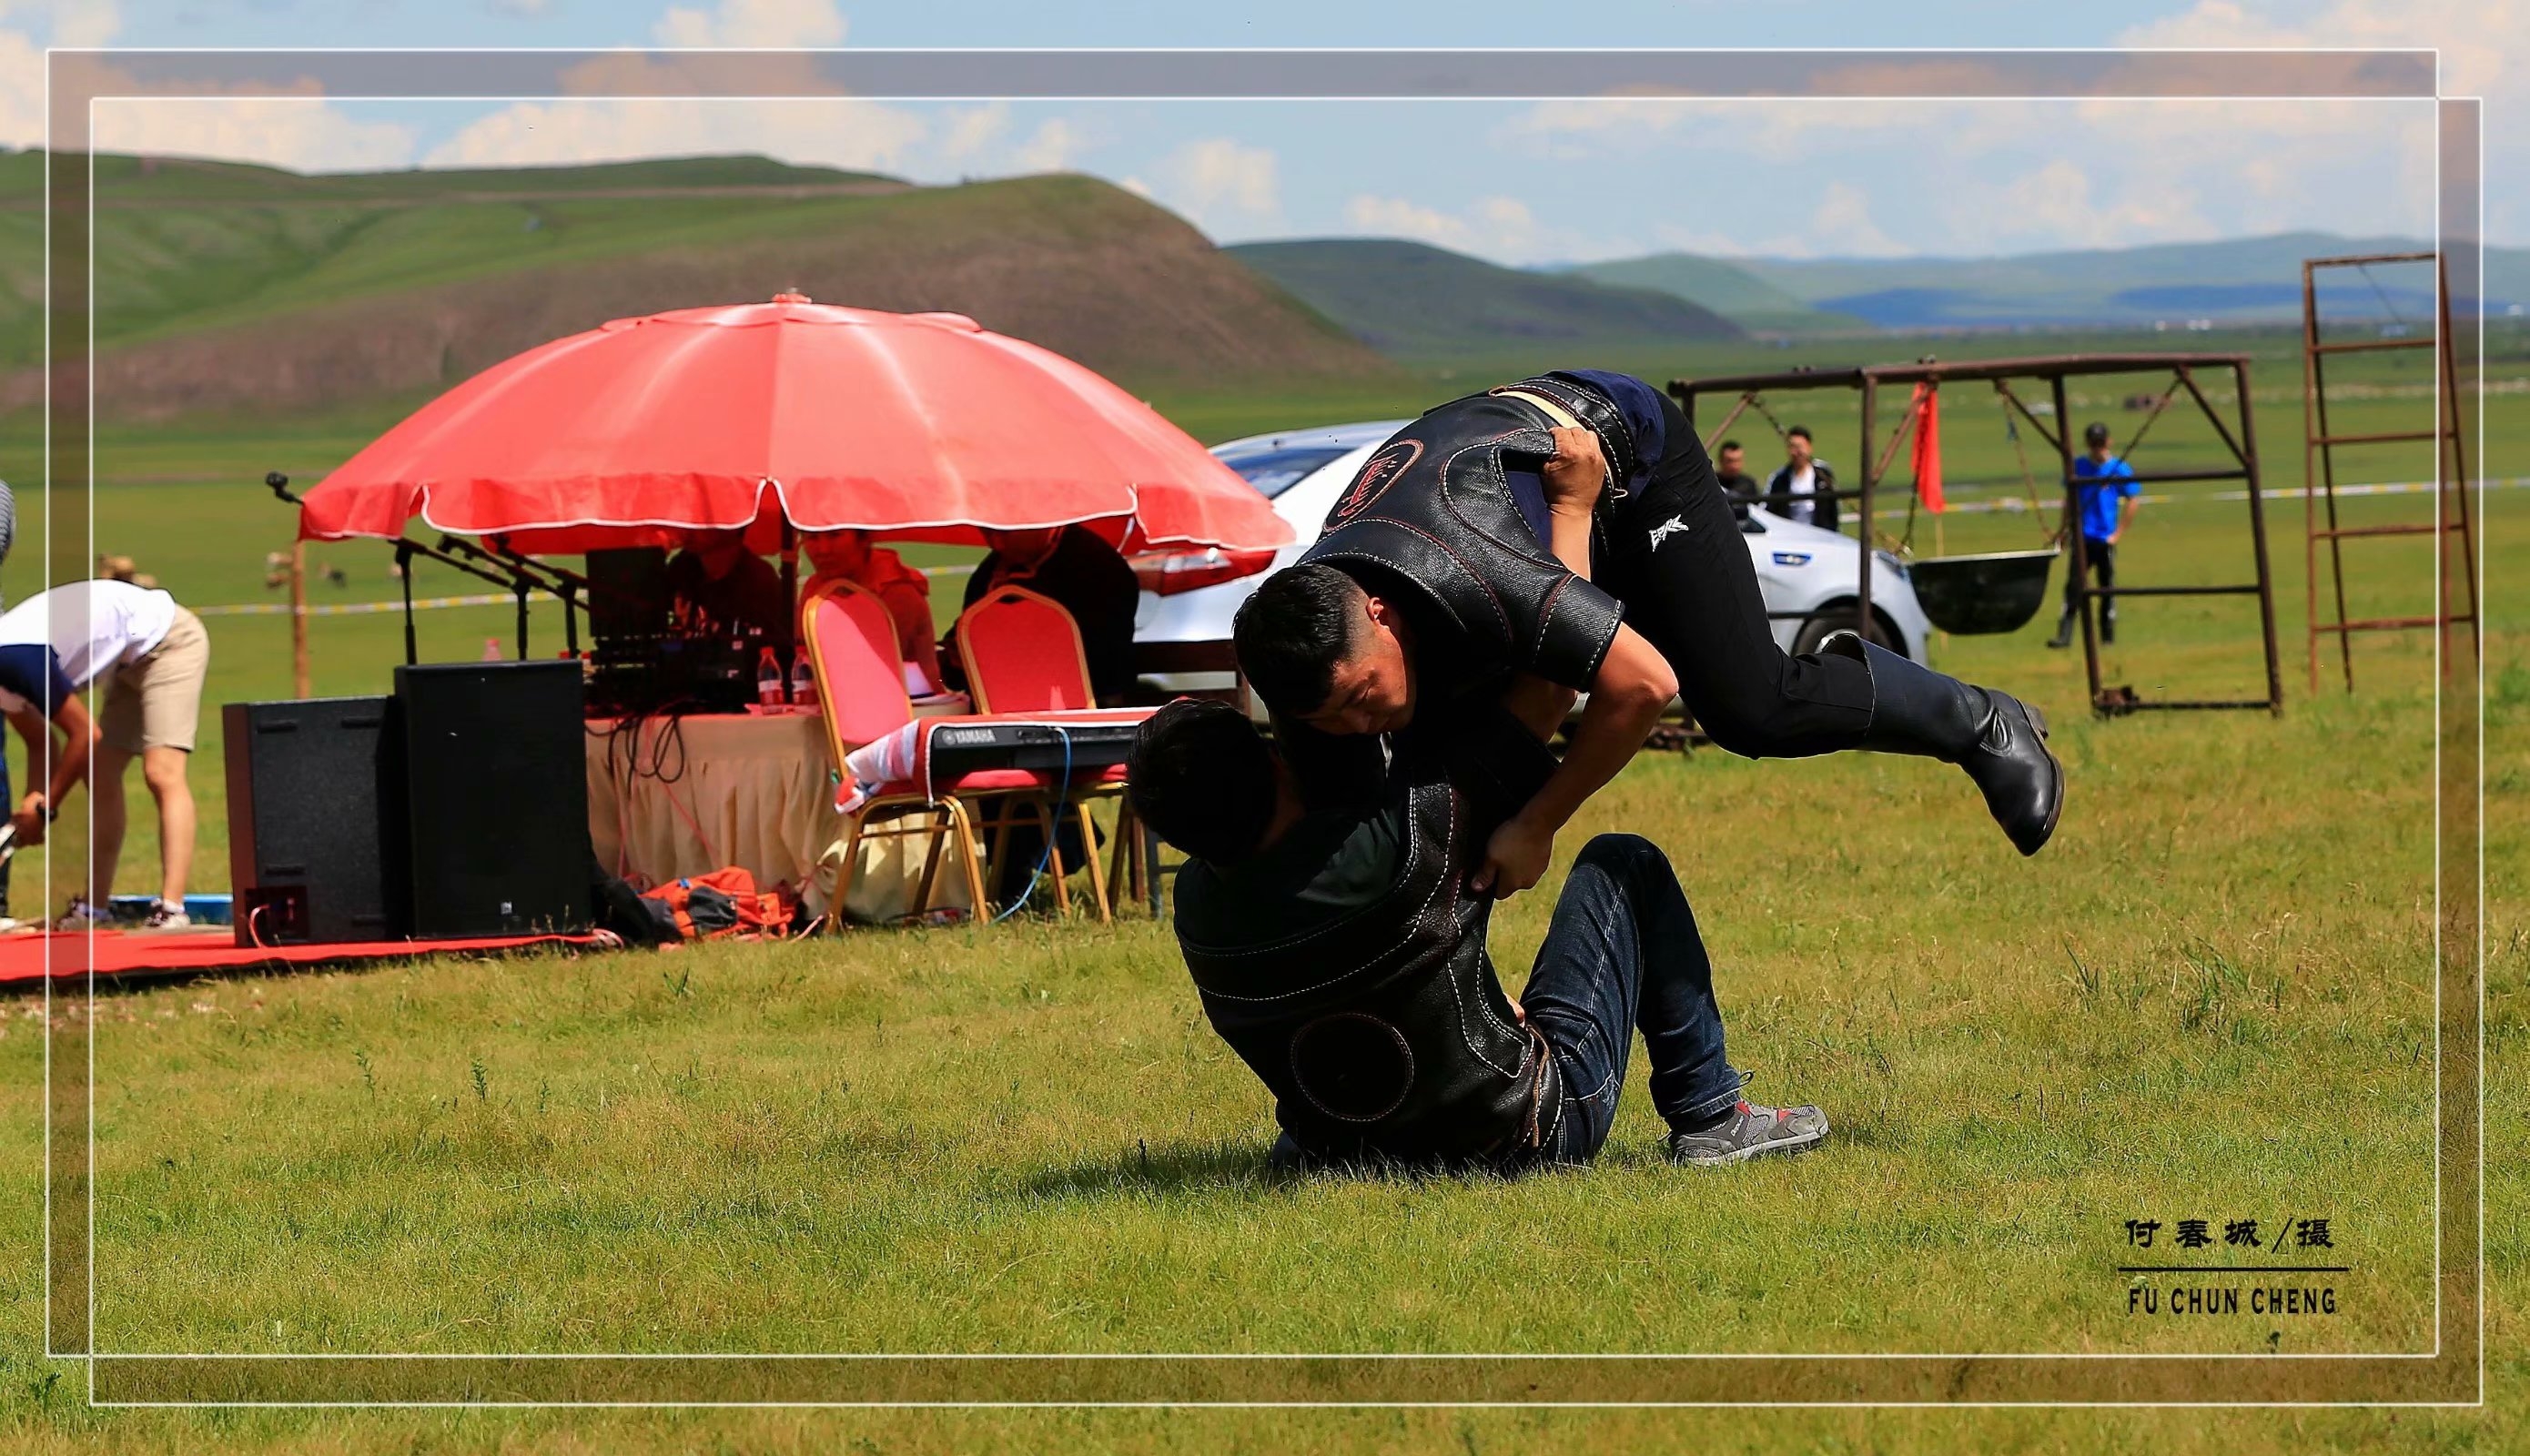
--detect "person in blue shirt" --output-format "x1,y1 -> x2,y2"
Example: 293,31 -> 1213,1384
2049,422 -> 2141,648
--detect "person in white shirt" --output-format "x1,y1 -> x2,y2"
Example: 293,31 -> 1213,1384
1762,426 -> 1842,533
0,579 -> 211,930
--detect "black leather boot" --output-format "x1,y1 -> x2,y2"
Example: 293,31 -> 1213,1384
1825,633 -> 2064,856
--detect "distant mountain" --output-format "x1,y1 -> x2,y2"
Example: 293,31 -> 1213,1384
1564,254 -> 1875,337
1227,238 -> 1744,360
1564,232 -> 2530,331
0,155 -> 1400,419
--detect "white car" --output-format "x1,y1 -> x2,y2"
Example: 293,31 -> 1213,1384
1134,420 -> 1932,699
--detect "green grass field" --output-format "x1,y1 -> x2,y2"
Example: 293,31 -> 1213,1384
0,324 -> 2518,1451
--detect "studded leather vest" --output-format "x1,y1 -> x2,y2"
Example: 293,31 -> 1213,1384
1296,377 -> 1638,693
1175,743 -> 1564,1168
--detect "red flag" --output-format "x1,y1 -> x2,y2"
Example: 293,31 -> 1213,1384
1911,382 -> 1945,513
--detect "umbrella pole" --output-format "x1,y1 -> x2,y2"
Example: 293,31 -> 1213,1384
514,579 -> 531,660
289,541 -> 310,698
779,521 -> 799,664
396,542 -> 419,666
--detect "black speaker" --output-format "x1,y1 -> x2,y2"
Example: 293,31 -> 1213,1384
222,696 -> 403,945
393,659 -> 593,938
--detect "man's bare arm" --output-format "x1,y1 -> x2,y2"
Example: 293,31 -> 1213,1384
1497,673 -> 1579,742
7,697 -> 91,845
1470,424 -> 1669,897
1472,623 -> 1675,897
1540,426 -> 1604,577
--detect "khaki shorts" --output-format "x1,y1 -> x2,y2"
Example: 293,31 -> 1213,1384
101,605 -> 208,754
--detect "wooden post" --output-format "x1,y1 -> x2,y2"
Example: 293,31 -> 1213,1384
289,540 -> 310,699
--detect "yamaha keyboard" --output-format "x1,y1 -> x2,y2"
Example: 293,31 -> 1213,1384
924,715 -> 1149,781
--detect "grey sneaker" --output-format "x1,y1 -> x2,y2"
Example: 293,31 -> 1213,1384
55,897 -> 110,931
1665,1099 -> 1830,1166
139,902 -> 193,932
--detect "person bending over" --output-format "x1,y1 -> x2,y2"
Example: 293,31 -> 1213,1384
1127,693 -> 1827,1173
1235,369 -> 2062,905
0,640 -> 95,930
0,579 -> 207,929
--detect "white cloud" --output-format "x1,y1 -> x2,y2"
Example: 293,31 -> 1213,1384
1011,116 -> 1085,172
0,26 -> 40,148
426,96 -> 924,172
1806,179 -> 1908,257
1136,137 -> 1281,238
921,105 -> 1087,174
0,1 -> 124,146
45,0 -> 116,48
2118,0 -> 2505,96
92,96 -> 419,171
1341,191 -> 1639,265
653,0 -> 845,48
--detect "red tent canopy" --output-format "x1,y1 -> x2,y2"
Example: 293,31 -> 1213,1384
296,296 -> 1293,561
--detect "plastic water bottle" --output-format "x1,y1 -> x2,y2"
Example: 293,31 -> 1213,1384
755,647 -> 783,707
788,652 -> 815,706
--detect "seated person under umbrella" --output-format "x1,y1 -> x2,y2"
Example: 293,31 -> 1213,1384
666,527 -> 787,641
802,530 -> 946,693
944,525 -> 1138,706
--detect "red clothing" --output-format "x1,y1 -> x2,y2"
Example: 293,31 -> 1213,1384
807,548 -> 933,661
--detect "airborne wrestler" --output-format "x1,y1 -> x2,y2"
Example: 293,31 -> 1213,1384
1235,369 -> 2065,898
1126,691 -> 1827,1171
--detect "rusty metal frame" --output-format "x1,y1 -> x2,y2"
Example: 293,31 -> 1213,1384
1674,352 -> 2283,716
2299,250 -> 2480,693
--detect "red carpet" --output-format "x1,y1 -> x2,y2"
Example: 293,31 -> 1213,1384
0,928 -> 609,988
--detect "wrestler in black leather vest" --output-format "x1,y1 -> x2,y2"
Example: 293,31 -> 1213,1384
1295,377 -> 1639,693
1175,749 -> 1564,1168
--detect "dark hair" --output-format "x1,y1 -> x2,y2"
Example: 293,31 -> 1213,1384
1233,563 -> 1363,717
1126,698 -> 1279,864
2084,422 -> 2112,445
1786,426 -> 1813,443
1718,439 -> 1744,453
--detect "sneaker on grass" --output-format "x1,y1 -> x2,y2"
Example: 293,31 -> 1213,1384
54,897 -> 110,931
138,902 -> 193,932
1665,1100 -> 1830,1167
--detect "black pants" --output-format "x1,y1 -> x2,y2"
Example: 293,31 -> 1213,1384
2062,539 -> 2116,630
1597,398 -> 1876,759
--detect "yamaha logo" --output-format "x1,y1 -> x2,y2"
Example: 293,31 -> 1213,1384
1331,439 -> 1422,522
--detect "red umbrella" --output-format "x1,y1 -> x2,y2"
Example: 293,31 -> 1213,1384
297,295 -> 1293,565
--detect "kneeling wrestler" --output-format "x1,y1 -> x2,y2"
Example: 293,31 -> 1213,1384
1126,692 -> 1827,1172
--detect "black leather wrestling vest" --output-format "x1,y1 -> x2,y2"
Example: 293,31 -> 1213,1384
1296,378 -> 1634,692
1175,757 -> 1563,1167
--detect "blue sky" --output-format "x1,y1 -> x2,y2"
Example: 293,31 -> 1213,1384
1,0 -> 2515,260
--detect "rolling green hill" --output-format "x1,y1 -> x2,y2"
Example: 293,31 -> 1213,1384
1564,254 -> 1875,337
1226,238 -> 1744,362
1575,232 -> 2530,331
0,153 -> 1400,420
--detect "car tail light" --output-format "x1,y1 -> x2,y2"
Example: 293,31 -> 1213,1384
1129,547 -> 1279,596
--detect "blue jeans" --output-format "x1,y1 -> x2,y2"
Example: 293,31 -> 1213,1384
1520,834 -> 1742,1162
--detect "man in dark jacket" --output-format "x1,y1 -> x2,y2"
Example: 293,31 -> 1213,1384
949,525 -> 1140,704
1128,692 -> 1827,1173
1763,426 -> 1839,532
1235,370 -> 2062,906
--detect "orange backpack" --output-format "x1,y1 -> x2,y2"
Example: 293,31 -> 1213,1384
639,867 -> 796,942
